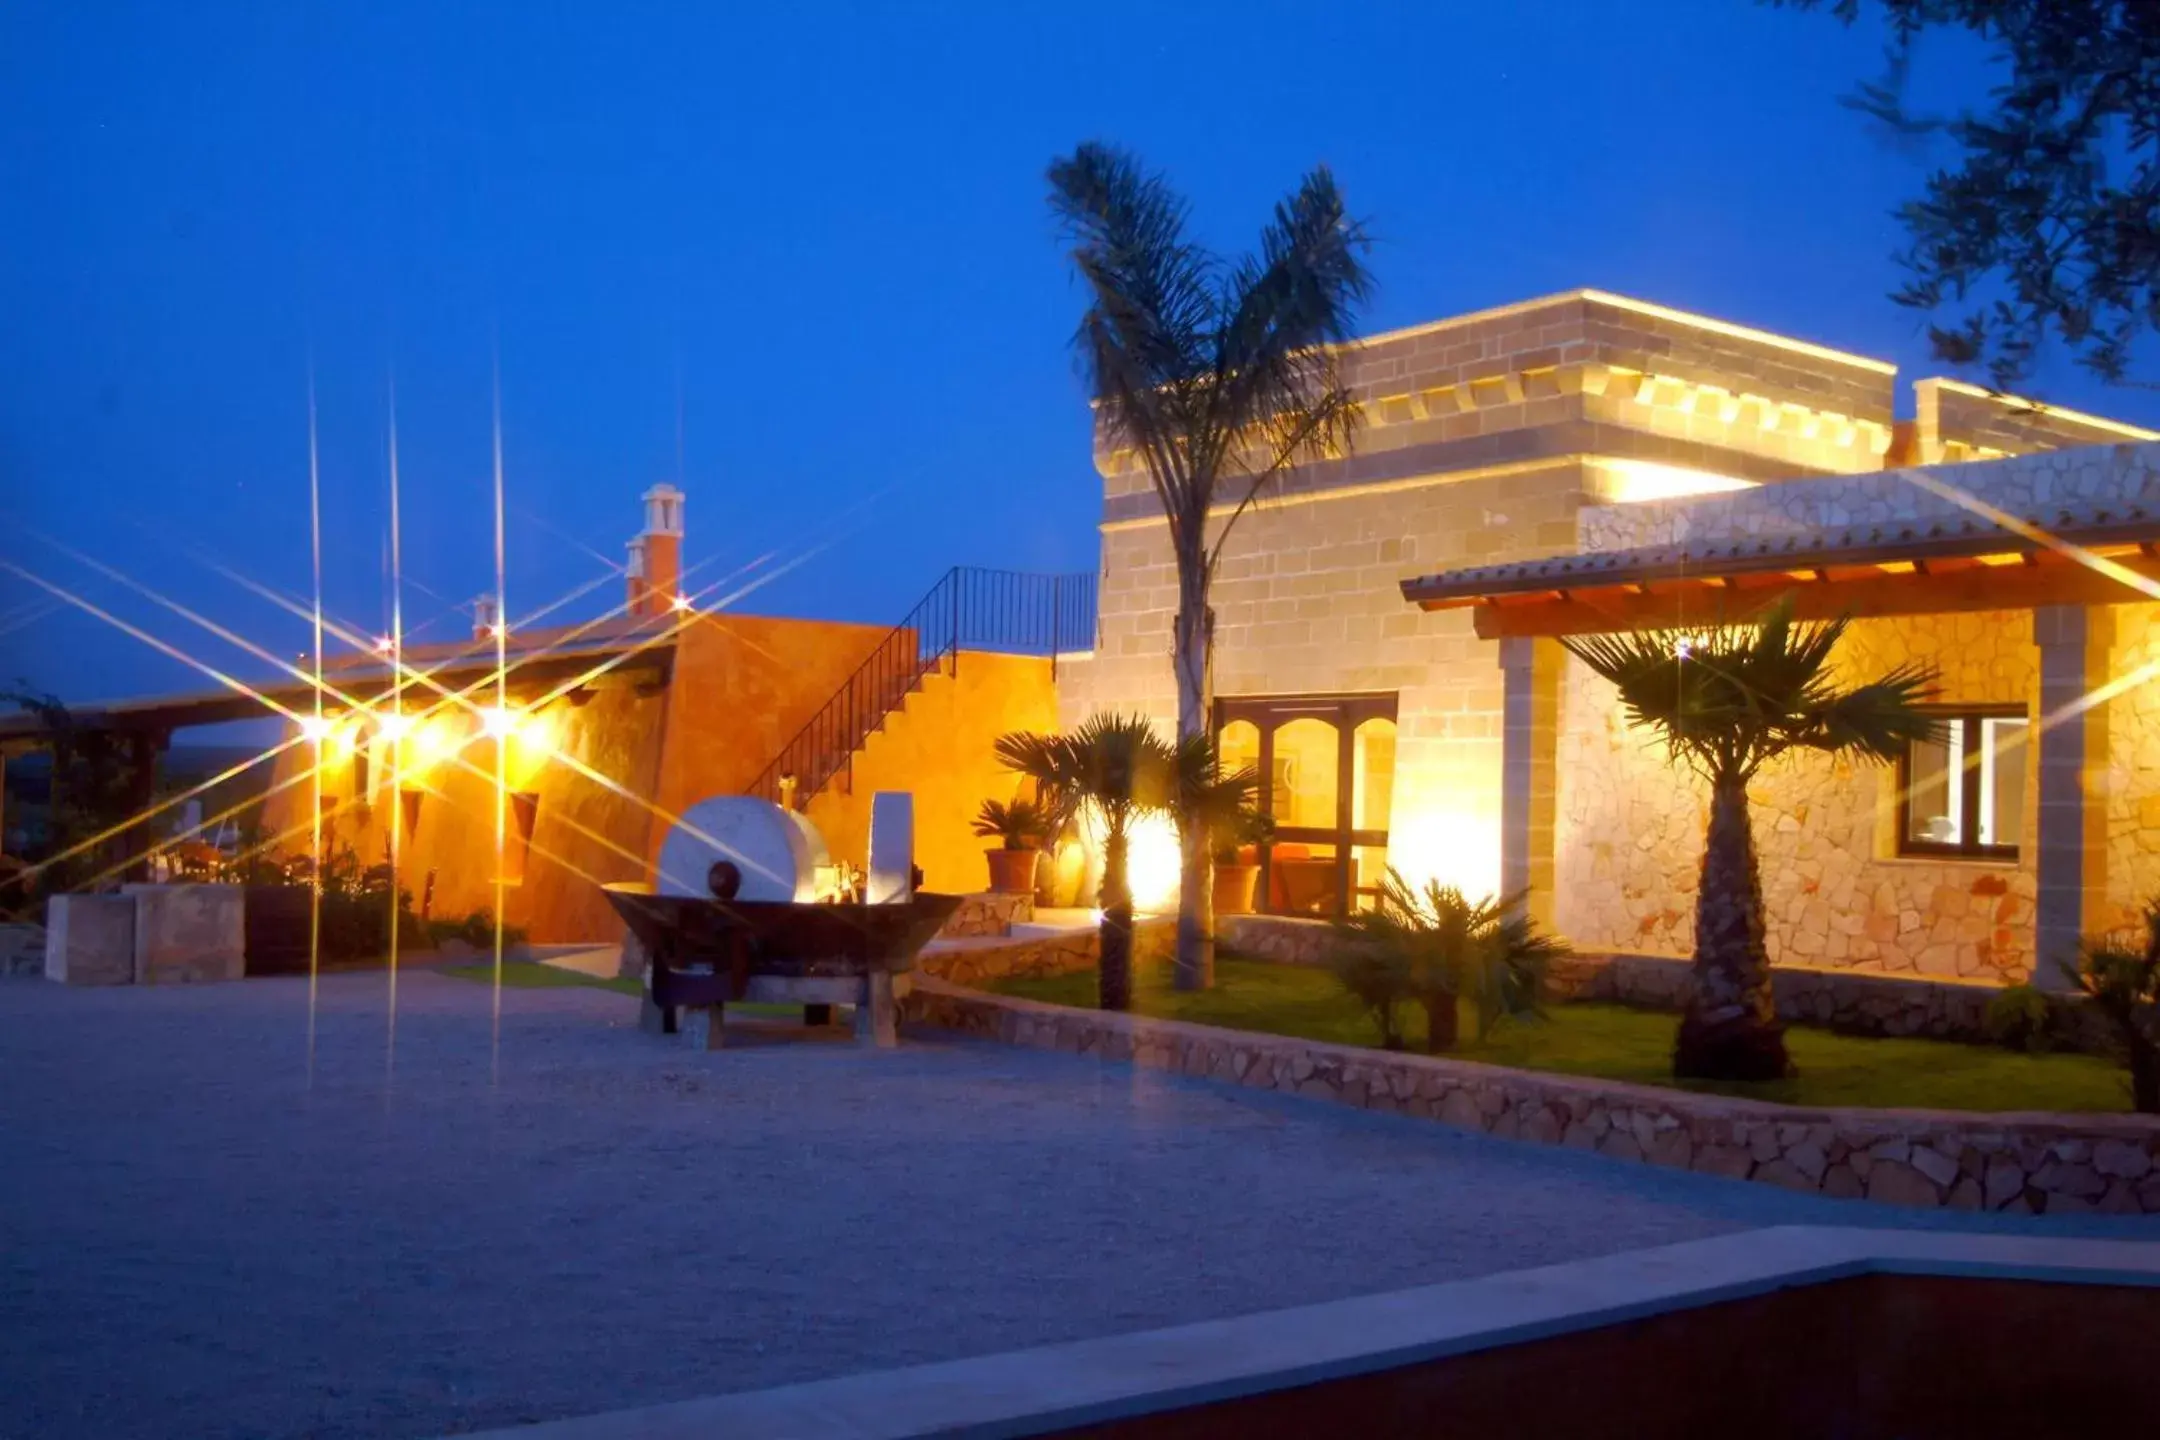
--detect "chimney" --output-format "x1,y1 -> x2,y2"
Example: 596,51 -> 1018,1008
472,593 -> 502,641
629,483 -> 685,617
624,535 -> 650,614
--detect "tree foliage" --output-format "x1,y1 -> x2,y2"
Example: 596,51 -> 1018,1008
1561,599 -> 1942,785
1785,1 -> 2160,386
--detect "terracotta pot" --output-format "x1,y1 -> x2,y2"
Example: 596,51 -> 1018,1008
984,847 -> 1040,894
1212,862 -> 1259,916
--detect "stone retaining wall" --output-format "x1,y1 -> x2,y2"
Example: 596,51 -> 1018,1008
935,892 -> 1036,939
1224,923 -> 2052,1049
917,920 -> 1173,988
903,978 -> 2160,1215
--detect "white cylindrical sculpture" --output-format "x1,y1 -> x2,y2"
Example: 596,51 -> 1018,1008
656,796 -> 830,901
866,791 -> 915,904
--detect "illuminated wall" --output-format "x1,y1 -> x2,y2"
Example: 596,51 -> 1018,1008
804,650 -> 1059,895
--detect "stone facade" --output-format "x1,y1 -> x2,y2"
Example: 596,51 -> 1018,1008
123,883 -> 245,984
1219,914 -> 1335,966
905,978 -> 2160,1215
934,891 -> 1036,939
1558,609 -> 2039,981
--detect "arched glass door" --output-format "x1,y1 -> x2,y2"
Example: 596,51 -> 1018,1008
1212,692 -> 1398,919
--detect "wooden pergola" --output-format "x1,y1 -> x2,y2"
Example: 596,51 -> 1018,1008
1399,503 -> 2160,638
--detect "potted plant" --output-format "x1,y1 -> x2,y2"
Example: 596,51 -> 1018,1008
1211,808 -> 1273,916
973,797 -> 1051,894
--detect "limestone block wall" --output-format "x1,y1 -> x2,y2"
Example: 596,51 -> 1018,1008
1063,459 -> 1599,899
1095,291 -> 1901,514
1557,611 -> 2039,982
1917,378 -> 2158,464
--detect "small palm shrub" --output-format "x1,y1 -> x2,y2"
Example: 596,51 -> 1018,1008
1330,868 -> 1568,1054
2074,902 -> 2160,1113
1983,982 -> 2056,1054
972,797 -> 1054,851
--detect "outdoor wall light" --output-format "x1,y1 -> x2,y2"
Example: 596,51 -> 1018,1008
375,713 -> 415,744
479,705 -> 519,739
298,715 -> 335,743
671,593 -> 693,612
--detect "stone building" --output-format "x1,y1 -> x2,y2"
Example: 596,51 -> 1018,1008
1056,288 -> 2160,987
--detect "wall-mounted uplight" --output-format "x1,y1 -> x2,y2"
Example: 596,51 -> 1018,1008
298,715 -> 335,743
479,705 -> 519,739
375,713 -> 415,744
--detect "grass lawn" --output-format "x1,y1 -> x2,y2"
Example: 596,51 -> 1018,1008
989,958 -> 2133,1114
439,960 -> 644,997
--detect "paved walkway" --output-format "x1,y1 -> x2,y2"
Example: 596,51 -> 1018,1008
3,972 -> 2151,1439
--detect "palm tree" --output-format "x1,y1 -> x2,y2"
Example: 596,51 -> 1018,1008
995,712 -> 1177,1011
1562,598 -> 1938,1081
1168,732 -> 1260,878
1048,142 -> 1374,993
1333,870 -> 1565,1054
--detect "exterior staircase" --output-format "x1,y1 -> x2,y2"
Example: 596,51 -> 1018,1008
747,566 -> 1095,806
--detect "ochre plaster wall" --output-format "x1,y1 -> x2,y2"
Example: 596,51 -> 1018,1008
805,651 -> 1058,895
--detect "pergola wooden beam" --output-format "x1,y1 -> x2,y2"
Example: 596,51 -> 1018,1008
1457,551 -> 2160,639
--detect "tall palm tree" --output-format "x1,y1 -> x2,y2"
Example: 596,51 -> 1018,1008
996,712 -> 1177,1011
1048,142 -> 1374,993
1562,599 -> 1938,1081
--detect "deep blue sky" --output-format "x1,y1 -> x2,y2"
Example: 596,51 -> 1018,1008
5,0 -> 2156,716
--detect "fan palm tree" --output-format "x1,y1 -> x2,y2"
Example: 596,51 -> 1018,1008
995,712 -> 1177,1011
1048,142 -> 1374,993
1333,870 -> 1566,1054
1169,732 -> 1261,872
1562,598 -> 1939,1081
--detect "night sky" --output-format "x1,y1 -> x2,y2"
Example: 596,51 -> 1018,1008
6,0 -> 2156,720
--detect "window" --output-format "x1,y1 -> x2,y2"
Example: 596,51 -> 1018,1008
1898,708 -> 2028,860
1212,692 -> 1398,918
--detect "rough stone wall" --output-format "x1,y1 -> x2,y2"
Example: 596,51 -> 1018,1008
907,978 -> 2160,1215
1583,440 -> 2160,552
2102,602 -> 2160,931
1557,611 -> 2039,981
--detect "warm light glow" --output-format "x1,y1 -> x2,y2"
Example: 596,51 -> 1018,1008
375,713 -> 414,743
1976,551 -> 2027,567
488,622 -> 508,639
480,705 -> 518,739
671,593 -> 693,612
1587,456 -> 1756,504
298,715 -> 334,742
1075,807 -> 1183,914
1385,789 -> 1501,900
373,635 -> 395,654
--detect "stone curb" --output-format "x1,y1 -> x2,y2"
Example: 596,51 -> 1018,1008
902,978 -> 2160,1216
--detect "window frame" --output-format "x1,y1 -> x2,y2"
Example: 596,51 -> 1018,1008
1213,690 -> 1398,919
1895,705 -> 2028,862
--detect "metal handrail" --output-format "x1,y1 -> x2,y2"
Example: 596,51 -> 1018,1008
747,566 -> 1096,806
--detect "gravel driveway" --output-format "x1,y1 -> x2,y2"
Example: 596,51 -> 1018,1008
3,970 -> 2150,1439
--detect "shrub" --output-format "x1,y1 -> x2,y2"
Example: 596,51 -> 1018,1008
2073,903 -> 2160,1113
1327,940 -> 1409,1051
1983,982 -> 2056,1054
1331,868 -> 1567,1054
426,910 -> 529,951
